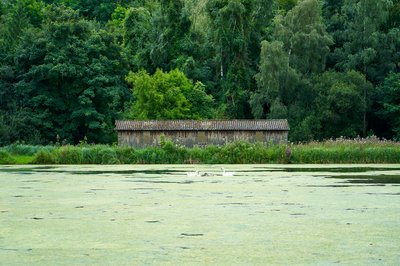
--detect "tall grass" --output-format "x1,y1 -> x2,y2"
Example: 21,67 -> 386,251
0,150 -> 16,164
4,144 -> 55,156
291,136 -> 400,164
2,136 -> 400,164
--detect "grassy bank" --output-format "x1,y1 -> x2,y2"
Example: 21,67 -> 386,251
1,137 -> 400,165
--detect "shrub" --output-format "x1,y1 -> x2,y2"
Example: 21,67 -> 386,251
81,147 -> 97,164
98,148 -> 120,164
135,147 -> 168,164
4,144 -> 55,156
116,147 -> 138,164
160,140 -> 187,163
0,150 -> 16,164
32,150 -> 56,164
55,146 -> 83,164
78,145 -> 121,164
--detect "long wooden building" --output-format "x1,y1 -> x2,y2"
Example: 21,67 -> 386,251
115,119 -> 289,148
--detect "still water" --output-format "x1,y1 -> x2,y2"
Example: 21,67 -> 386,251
1,165 -> 399,265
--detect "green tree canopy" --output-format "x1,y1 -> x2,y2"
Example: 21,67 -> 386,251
206,0 -> 257,118
126,69 -> 214,120
332,0 -> 400,84
123,7 -> 153,71
274,0 -> 333,75
250,40 -> 298,119
291,71 -> 372,140
12,6 -> 129,144
376,73 -> 400,139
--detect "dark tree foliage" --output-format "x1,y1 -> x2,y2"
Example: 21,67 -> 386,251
206,0 -> 263,118
11,6 -> 129,144
278,0 -> 298,12
42,0 -> 117,23
0,0 -> 399,144
311,71 -> 372,139
330,0 -> 400,84
123,7 -> 153,71
142,0 -> 193,72
375,73 -> 400,139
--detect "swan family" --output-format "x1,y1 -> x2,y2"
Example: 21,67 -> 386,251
186,170 -> 200,177
221,167 -> 235,176
186,168 -> 235,177
186,170 -> 210,177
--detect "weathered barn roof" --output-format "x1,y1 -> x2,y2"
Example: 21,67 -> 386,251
115,120 -> 289,131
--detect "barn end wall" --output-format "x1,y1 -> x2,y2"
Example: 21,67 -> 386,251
118,130 -> 288,148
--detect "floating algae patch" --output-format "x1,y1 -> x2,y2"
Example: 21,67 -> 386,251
123,179 -> 198,184
284,167 -> 400,173
1,164 -> 400,265
32,169 -> 182,175
66,169 -> 183,175
0,165 -> 182,176
250,164 -> 400,174
0,166 -> 56,174
0,168 -> 35,174
327,174 -> 400,184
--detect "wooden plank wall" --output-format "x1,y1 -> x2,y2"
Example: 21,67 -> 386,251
118,130 -> 288,148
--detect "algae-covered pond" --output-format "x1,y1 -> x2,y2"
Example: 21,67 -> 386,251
1,164 -> 400,265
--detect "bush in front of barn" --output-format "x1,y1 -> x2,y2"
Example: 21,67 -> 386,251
0,150 -> 16,164
32,150 -> 56,164
53,145 -> 84,164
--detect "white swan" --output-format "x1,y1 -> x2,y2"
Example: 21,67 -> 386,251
186,170 -> 200,177
221,167 -> 235,176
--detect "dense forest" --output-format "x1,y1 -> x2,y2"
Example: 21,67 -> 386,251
0,0 -> 399,145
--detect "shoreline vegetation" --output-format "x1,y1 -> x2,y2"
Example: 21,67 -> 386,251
1,137 -> 400,165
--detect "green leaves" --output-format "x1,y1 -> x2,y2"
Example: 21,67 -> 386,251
275,0 -> 333,75
10,6 -> 129,144
332,0 -> 400,83
123,7 -> 152,71
126,69 -> 214,120
206,0 -> 258,118
251,40 -> 298,118
311,70 -> 372,139
377,73 -> 400,139
1,0 -> 400,144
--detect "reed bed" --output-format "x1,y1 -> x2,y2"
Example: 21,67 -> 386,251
1,137 -> 399,164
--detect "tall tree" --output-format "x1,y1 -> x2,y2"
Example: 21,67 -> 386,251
248,0 -> 276,71
123,7 -> 153,71
328,0 -> 400,137
206,0 -> 254,118
150,0 -> 192,70
375,73 -> 400,139
126,69 -> 214,119
274,0 -> 333,75
0,0 -> 45,144
250,40 -> 298,119
287,70 -> 373,141
387,0 -> 400,28
278,0 -> 298,13
255,0 -> 332,140
13,6 -> 129,143
43,0 -> 116,23
311,71 -> 373,139
333,0 -> 400,84
0,0 -> 46,54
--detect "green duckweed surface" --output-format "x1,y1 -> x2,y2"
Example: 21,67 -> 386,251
1,164 -> 400,265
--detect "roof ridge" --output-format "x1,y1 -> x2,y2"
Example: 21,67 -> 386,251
115,119 -> 289,131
